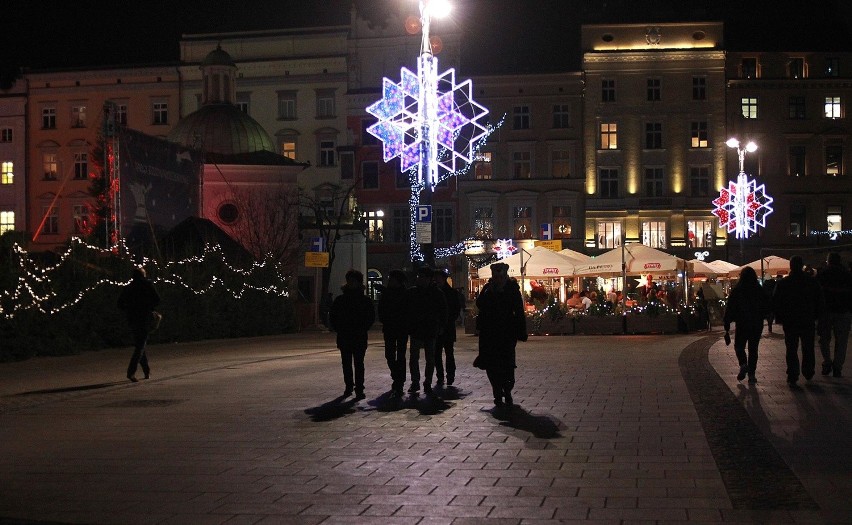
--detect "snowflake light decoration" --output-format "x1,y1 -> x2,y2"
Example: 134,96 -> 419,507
494,239 -> 517,259
366,56 -> 489,189
712,172 -> 774,239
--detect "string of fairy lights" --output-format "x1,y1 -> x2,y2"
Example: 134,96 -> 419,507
0,237 -> 290,320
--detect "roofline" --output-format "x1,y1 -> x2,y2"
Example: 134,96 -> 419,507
180,25 -> 350,41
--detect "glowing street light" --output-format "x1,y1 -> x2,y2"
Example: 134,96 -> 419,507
712,138 -> 774,240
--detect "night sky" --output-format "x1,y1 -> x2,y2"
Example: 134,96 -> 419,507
2,0 -> 851,82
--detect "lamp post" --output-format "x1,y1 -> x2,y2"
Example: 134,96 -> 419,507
727,138 -> 756,262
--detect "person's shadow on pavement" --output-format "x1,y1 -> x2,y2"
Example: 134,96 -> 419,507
491,404 -> 565,439
304,396 -> 359,422
15,381 -> 126,395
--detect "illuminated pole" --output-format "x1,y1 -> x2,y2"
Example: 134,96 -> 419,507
418,0 -> 441,266
726,138 -> 757,241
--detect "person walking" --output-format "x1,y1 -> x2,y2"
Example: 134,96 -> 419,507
474,262 -> 527,407
117,267 -> 160,382
329,270 -> 376,399
405,266 -> 447,395
723,266 -> 770,383
772,255 -> 825,386
816,252 -> 852,377
762,275 -> 781,333
434,268 -> 463,386
378,270 -> 409,398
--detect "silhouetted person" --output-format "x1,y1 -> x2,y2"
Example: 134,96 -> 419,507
475,262 -> 527,407
329,270 -> 375,399
772,256 -> 825,386
816,252 -> 852,377
434,268 -> 463,386
405,266 -> 447,395
724,266 -> 770,383
117,267 -> 160,382
378,270 -> 409,398
762,274 -> 781,333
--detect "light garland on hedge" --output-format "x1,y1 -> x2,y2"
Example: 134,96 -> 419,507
0,237 -> 291,319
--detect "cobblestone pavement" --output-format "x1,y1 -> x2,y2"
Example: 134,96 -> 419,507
0,328 -> 849,524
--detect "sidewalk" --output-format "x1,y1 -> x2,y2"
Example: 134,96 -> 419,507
0,329 -> 849,524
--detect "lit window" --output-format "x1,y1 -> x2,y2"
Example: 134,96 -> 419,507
474,152 -> 492,180
553,206 -> 572,239
599,168 -> 619,198
366,210 -> 384,243
513,105 -> 530,129
644,167 -> 664,197
641,220 -> 667,248
741,97 -> 758,119
1,162 -> 12,184
277,91 -> 297,119
71,105 -> 87,127
281,141 -> 296,160
513,151 -> 531,179
687,220 -> 714,248
152,102 -> 168,125
0,210 -> 14,234
43,153 -> 58,180
319,140 -> 336,166
827,206 -> 842,235
316,89 -> 336,118
825,96 -> 842,119
552,104 -> 570,128
551,150 -> 570,178
647,78 -> 661,101
597,221 -> 621,249
73,153 -> 88,180
473,207 -> 494,238
692,77 -> 706,101
362,161 -> 379,189
42,107 -> 56,129
645,122 -> 662,149
690,166 -> 709,197
513,206 -> 533,239
602,79 -> 616,102
0,128 -> 12,142
600,123 -> 617,149
690,121 -> 708,148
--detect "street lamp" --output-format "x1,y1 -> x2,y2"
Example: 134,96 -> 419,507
725,138 -> 758,173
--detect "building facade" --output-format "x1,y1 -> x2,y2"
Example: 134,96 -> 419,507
0,80 -> 26,235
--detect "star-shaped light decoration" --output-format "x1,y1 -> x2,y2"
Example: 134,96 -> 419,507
712,173 -> 774,239
494,239 -> 517,259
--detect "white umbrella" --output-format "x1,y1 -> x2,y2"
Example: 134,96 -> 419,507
478,246 -> 578,279
728,256 -> 791,278
705,260 -> 739,275
688,259 -> 719,279
573,243 -> 686,277
558,248 -> 592,262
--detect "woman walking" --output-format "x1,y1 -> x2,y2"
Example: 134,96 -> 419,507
723,266 -> 770,383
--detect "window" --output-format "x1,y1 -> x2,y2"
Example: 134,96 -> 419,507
236,93 -> 250,114
473,207 -> 494,238
316,89 -> 335,118
339,151 -> 353,179
513,151 -> 531,179
551,150 -> 570,178
644,167 -> 664,197
1,162 -> 12,184
741,58 -> 758,78
789,58 -> 805,79
645,122 -> 662,149
392,208 -> 409,243
646,78 -> 661,101
116,104 -> 128,126
365,210 -> 384,243
687,220 -> 714,248
0,128 -> 11,142
474,152 -> 492,180
552,104 -> 570,128
71,104 -> 86,127
825,96 -> 842,119
434,207 -> 454,242
281,141 -> 296,160
790,204 -> 806,237
319,140 -> 336,166
599,168 -> 619,198
692,77 -> 706,100
513,206 -> 533,239
72,204 -> 90,234
362,161 -> 379,189
741,97 -> 758,119
361,118 -> 378,145
73,153 -> 88,180
689,166 -> 710,197
826,144 -> 843,176
513,105 -> 530,129
601,79 -> 616,102
152,102 -> 168,125
42,206 -> 58,235
600,123 -> 617,149
553,206 -> 572,239
42,107 -> 56,129
690,121 -> 708,148
826,57 -> 839,77
789,146 -> 806,176
597,221 -> 621,249
789,96 -> 806,119
641,220 -> 667,248
277,91 -> 297,119
0,211 -> 13,234
827,206 -> 842,235
43,153 -> 58,180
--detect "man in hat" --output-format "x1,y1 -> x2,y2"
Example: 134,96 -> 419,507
434,268 -> 464,386
474,262 -> 527,407
405,266 -> 447,394
329,270 -> 376,399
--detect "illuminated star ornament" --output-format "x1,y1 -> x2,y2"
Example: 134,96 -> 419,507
712,173 -> 774,239
494,239 -> 517,259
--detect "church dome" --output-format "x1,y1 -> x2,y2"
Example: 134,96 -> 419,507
201,46 -> 236,67
167,104 -> 276,156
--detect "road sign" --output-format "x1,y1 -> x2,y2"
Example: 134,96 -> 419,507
310,237 -> 326,252
540,223 -> 553,240
416,222 -> 432,244
534,240 -> 561,251
417,205 -> 432,223
305,251 -> 330,268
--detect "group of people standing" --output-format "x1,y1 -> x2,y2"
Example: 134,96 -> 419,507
723,253 -> 852,386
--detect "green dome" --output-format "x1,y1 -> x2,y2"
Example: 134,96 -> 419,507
201,46 -> 236,67
167,104 -> 276,156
